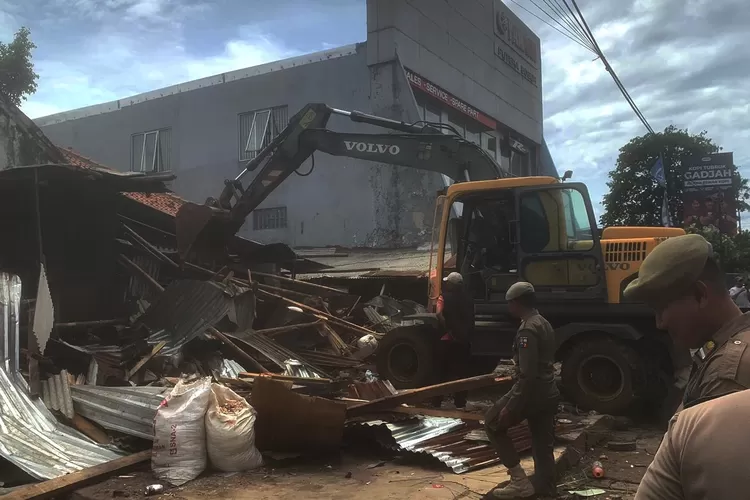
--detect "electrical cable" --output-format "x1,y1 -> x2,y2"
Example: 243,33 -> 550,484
568,0 -> 655,134
295,153 -> 315,176
508,0 -> 596,52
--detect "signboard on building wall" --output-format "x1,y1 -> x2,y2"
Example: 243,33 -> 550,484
404,68 -> 497,129
493,0 -> 540,87
682,152 -> 737,235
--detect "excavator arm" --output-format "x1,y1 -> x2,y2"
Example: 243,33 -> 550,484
175,102 -> 508,258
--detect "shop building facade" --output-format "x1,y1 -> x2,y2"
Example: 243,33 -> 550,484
36,0 -> 554,248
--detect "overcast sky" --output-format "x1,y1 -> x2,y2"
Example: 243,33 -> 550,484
4,0 -> 749,220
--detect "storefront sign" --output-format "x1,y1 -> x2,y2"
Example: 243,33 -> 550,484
404,69 -> 497,129
682,152 -> 737,235
493,0 -> 540,87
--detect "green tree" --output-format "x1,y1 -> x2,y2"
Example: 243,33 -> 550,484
687,225 -> 750,273
601,125 -> 723,227
0,27 -> 38,106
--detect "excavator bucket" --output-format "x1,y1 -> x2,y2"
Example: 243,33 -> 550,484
175,201 -> 230,260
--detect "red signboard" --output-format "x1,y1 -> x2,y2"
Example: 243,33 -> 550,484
404,69 -> 497,129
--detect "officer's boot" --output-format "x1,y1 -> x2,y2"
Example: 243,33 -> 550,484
492,465 -> 535,499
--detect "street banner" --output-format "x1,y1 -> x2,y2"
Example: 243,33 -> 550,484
682,152 -> 737,235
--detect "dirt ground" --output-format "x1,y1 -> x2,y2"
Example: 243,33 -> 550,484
72,426 -> 663,500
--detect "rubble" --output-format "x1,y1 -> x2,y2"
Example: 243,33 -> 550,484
0,108 -> 612,497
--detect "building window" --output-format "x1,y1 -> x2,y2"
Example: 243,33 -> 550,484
239,106 -> 289,161
253,206 -> 287,230
131,128 -> 171,172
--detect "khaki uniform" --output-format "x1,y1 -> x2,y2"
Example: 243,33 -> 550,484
682,312 -> 750,408
635,389 -> 750,500
485,295 -> 560,496
623,234 -> 750,409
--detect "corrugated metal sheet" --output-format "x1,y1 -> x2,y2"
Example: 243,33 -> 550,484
208,358 -> 246,379
0,368 -> 123,480
296,248 -> 431,280
282,359 -> 322,379
349,416 -> 533,474
40,371 -> 74,419
141,279 -> 249,355
232,333 -> 328,378
348,380 -> 397,400
128,254 -> 162,302
0,273 -> 21,378
32,263 -> 54,355
70,385 -> 170,440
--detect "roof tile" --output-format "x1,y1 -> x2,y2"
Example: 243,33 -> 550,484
58,147 -> 187,217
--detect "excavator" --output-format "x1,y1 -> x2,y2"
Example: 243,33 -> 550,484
175,103 -> 690,415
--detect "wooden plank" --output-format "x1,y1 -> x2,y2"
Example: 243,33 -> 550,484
390,406 -> 485,421
239,372 -> 333,384
251,270 -> 347,296
257,289 -> 375,338
206,326 -> 269,374
126,341 -> 166,381
4,450 -> 151,500
71,414 -> 110,444
117,254 -> 164,293
122,224 -> 179,268
346,374 -> 512,417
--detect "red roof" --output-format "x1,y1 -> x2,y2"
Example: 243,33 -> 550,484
59,147 -> 109,170
121,191 -> 185,217
59,147 -> 186,217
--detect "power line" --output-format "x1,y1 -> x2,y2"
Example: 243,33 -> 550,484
567,0 -> 655,134
508,0 -> 595,52
524,0 -> 597,52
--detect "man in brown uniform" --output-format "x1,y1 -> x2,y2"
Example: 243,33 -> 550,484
623,233 -> 750,409
635,388 -> 750,499
485,282 -> 559,499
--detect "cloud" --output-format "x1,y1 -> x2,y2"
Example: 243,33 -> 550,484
11,0 -> 749,228
508,0 -> 750,220
15,0 -> 361,119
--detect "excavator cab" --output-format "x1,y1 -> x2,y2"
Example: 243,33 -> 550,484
429,178 -> 607,310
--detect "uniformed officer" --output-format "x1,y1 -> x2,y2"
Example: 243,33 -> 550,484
635,388 -> 750,499
433,272 -> 474,409
623,233 -> 750,409
485,282 -> 559,499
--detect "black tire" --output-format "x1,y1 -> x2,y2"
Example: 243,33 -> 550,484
560,337 -> 643,415
375,326 -> 438,389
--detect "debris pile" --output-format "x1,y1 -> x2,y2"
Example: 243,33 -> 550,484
0,162 -> 594,500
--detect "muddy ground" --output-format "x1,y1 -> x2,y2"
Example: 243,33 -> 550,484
72,425 -> 663,500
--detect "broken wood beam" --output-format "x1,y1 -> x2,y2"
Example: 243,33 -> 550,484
243,321 -> 321,338
256,282 -> 316,300
239,372 -> 333,384
126,340 -> 167,381
391,406 -> 485,421
251,270 -> 347,296
257,289 -> 375,338
122,224 -> 179,268
346,374 -> 513,417
117,254 -> 165,293
55,318 -> 127,329
71,414 -> 111,444
317,322 -> 351,357
3,450 -> 151,500
206,326 -> 269,374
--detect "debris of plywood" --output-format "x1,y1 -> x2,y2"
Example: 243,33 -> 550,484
346,374 -> 513,417
126,340 -> 166,380
251,377 -> 347,452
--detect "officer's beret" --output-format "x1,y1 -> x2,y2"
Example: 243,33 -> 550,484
443,272 -> 463,285
506,281 -> 535,301
623,234 -> 713,304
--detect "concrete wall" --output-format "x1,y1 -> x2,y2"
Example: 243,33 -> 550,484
367,0 -> 542,144
0,96 -> 63,169
39,45 -> 440,248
